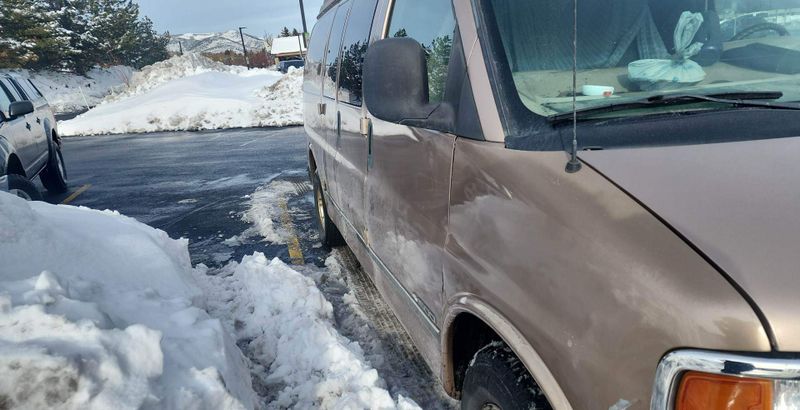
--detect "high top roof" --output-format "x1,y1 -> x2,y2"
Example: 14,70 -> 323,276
318,0 -> 340,18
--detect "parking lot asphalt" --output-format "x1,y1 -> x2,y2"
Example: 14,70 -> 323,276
43,126 -> 327,268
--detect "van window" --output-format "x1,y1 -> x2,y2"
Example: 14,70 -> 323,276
304,9 -> 337,96
323,1 -> 352,99
337,0 -> 379,106
388,0 -> 456,103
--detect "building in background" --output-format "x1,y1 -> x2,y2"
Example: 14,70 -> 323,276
271,35 -> 307,63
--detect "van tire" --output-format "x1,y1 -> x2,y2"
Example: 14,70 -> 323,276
461,343 -> 551,410
40,139 -> 68,193
7,174 -> 42,201
311,172 -> 344,248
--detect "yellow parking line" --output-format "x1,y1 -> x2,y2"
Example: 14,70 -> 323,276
278,197 -> 305,265
61,184 -> 91,205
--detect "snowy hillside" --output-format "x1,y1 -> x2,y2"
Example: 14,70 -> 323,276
0,66 -> 134,114
168,31 -> 267,55
60,54 -> 303,136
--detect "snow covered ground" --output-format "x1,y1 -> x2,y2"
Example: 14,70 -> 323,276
0,66 -> 134,114
59,54 -> 303,136
0,192 -> 256,409
0,189 -> 425,409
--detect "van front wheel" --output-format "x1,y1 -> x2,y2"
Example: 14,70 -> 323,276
311,172 -> 344,248
461,343 -> 551,410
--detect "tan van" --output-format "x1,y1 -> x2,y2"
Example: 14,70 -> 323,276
303,0 -> 800,408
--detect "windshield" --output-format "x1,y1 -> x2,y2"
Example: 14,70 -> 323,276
487,0 -> 800,117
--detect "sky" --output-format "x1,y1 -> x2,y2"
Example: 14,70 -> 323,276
134,0 -> 325,37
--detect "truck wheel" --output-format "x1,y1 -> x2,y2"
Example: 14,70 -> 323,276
311,172 -> 344,248
40,140 -> 68,194
7,174 -> 42,201
461,343 -> 552,410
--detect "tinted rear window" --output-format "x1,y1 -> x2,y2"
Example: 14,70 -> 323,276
337,0 -> 379,106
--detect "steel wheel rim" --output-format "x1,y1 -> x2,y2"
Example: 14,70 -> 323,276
315,187 -> 326,230
56,151 -> 66,179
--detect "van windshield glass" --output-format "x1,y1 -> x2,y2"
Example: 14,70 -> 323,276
488,0 -> 800,117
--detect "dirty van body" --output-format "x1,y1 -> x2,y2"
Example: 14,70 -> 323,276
303,0 -> 800,408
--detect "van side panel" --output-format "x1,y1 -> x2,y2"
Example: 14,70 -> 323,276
444,138 -> 770,409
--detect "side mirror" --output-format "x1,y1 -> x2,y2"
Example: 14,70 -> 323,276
363,38 -> 439,124
8,101 -> 34,118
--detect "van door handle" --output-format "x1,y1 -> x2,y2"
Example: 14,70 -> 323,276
36,117 -> 41,124
318,102 -> 326,115
25,123 -> 31,130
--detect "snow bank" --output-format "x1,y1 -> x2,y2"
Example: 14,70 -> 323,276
1,66 -> 133,114
0,192 -> 256,409
59,54 -> 303,136
195,255 -> 420,409
105,54 -> 245,102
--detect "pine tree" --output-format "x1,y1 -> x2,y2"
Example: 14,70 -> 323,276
280,27 -> 291,37
0,0 -> 71,68
291,28 -> 299,37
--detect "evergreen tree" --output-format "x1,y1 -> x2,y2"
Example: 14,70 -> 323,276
280,26 -> 291,37
1,0 -> 169,71
0,0 -> 71,68
291,28 -> 299,37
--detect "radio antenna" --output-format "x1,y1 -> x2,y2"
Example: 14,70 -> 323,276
565,0 -> 582,173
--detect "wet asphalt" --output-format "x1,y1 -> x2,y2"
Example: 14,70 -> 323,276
42,126 -> 328,268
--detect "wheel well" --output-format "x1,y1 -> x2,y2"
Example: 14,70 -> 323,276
6,154 -> 25,177
449,313 -> 504,395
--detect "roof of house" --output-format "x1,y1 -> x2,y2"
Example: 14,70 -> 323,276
271,36 -> 307,55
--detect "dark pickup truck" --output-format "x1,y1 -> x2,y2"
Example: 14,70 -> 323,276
0,74 -> 67,200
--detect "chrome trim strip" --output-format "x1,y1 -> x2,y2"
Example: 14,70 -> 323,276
325,189 -> 441,335
651,349 -> 800,409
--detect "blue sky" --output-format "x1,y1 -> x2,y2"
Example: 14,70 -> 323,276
134,0 -> 325,37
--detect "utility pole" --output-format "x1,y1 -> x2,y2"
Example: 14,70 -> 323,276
298,0 -> 308,48
238,26 -> 250,69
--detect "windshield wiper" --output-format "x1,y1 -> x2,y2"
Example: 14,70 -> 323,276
548,91 -> 800,123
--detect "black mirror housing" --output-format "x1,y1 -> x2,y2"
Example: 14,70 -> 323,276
363,38 -> 439,124
9,101 -> 34,118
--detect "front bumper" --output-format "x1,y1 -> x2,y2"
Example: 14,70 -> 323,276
651,349 -> 800,409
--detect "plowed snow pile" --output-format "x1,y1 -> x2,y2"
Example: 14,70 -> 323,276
0,192 -> 255,409
0,192 -> 420,409
60,54 -> 302,136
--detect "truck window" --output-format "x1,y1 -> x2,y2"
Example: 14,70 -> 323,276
8,79 -> 29,101
323,1 -> 352,99
0,83 -> 12,119
337,0 -> 379,106
304,8 -> 337,96
19,80 -> 42,100
387,0 -> 456,103
1,79 -> 23,102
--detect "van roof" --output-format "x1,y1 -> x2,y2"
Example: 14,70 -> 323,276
318,0 -> 339,18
